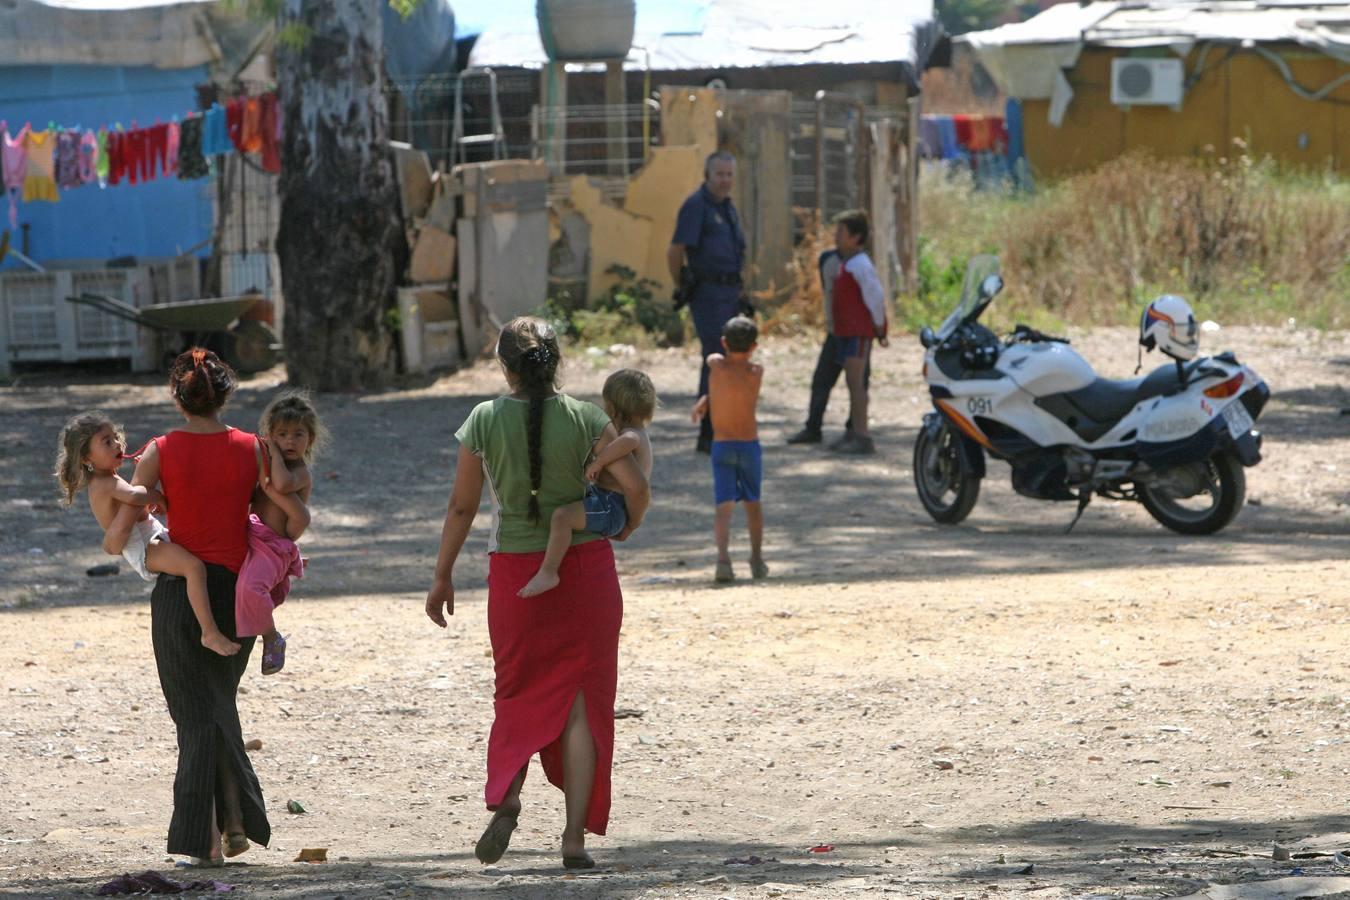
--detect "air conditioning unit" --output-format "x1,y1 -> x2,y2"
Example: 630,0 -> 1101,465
1111,57 -> 1184,107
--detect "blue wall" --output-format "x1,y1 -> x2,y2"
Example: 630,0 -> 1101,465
0,64 -> 213,269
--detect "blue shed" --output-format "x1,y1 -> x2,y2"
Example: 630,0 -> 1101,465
0,0 -> 222,269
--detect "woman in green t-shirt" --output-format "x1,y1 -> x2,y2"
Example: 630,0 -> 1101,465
425,317 -> 650,870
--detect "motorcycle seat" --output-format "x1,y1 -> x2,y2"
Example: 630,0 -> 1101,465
1064,363 -> 1190,425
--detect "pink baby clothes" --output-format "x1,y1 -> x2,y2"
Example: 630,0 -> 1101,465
234,514 -> 304,638
2,123 -> 29,228
164,122 -> 180,177
77,131 -> 99,185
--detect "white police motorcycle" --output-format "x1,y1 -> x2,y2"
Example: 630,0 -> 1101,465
914,256 -> 1269,534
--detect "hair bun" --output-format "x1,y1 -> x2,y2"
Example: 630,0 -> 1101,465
524,345 -> 555,367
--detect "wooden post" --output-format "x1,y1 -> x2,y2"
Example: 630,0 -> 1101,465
604,59 -> 627,175
899,95 -> 921,293
814,91 -> 826,221
540,61 -> 568,175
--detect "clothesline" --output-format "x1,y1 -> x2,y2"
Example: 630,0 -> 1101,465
0,91 -> 282,230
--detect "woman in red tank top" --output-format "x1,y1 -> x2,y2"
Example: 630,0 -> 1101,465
108,348 -> 272,865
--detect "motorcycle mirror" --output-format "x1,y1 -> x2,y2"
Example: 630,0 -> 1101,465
979,274 -> 1004,300
919,326 -> 936,348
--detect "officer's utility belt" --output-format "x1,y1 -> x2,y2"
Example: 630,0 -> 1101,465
695,271 -> 742,287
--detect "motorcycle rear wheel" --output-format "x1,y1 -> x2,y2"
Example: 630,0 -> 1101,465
913,420 -> 981,524
1139,452 -> 1246,535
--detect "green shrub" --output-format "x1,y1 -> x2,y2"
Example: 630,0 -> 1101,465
540,265 -> 687,347
912,149 -> 1350,329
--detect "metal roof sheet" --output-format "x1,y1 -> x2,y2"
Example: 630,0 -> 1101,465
469,0 -> 939,71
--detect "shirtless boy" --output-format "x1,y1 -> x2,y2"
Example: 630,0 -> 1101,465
691,316 -> 766,583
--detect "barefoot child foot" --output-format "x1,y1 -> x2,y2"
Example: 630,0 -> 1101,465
518,567 -> 561,598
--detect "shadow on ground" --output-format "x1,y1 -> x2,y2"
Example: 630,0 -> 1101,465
11,815 -> 1349,898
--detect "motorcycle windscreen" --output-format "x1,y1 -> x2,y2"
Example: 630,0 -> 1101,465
937,254 -> 1001,341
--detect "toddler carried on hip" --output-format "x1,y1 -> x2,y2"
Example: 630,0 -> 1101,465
518,369 -> 656,598
235,391 -> 324,675
55,412 -> 240,657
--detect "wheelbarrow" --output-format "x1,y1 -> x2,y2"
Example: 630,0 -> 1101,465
66,292 -> 281,374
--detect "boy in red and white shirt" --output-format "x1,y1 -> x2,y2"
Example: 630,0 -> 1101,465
829,209 -> 888,454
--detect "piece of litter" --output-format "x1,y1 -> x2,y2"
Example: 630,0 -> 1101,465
614,708 -> 646,720
723,855 -> 776,866
295,847 -> 327,863
286,800 -> 307,815
86,563 -> 119,577
933,758 -> 955,770
807,844 -> 835,853
244,739 -> 263,752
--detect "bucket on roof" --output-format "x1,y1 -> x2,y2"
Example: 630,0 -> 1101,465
536,0 -> 635,61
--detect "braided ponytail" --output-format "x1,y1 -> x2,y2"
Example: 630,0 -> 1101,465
497,319 -> 562,524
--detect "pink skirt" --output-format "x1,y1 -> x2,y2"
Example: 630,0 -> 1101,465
234,515 -> 302,638
485,538 -> 622,835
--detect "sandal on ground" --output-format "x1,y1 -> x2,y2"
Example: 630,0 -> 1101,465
260,633 -> 287,676
186,855 -> 224,868
714,560 -> 734,583
223,832 -> 249,858
750,559 -> 769,579
474,813 -> 518,865
563,852 -> 596,870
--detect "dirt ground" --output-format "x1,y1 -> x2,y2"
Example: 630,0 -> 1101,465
2,326 -> 1349,899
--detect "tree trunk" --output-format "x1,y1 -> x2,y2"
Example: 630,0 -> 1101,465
276,0 -> 405,390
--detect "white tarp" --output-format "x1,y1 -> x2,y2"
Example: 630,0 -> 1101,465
1,0 -> 221,69
470,0 -> 938,72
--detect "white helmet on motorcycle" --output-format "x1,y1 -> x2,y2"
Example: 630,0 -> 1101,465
1139,295 -> 1199,361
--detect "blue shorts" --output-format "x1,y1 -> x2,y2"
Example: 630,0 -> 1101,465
833,335 -> 873,366
711,440 -> 763,504
583,484 -> 628,537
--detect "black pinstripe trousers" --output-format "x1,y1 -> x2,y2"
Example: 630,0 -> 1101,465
151,564 -> 271,857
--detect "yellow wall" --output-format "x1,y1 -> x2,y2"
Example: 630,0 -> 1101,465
1023,46 -> 1349,177
563,146 -> 704,302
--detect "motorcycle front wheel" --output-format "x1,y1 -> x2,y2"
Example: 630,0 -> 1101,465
913,419 -> 981,524
1139,452 -> 1246,535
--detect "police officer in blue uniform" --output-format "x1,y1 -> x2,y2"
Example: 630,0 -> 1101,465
668,151 -> 748,453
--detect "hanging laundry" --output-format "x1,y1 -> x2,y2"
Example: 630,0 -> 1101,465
917,116 -> 941,160
952,114 -> 976,151
935,116 -> 963,162
239,97 -> 263,153
164,122 -> 180,177
22,129 -> 60,202
107,130 -> 126,186
145,123 -> 170,180
966,117 -> 995,153
56,129 -> 82,189
225,98 -> 246,152
258,93 -> 281,174
201,103 -> 230,156
78,130 -> 99,185
124,128 -> 148,185
177,115 -> 209,180
95,128 -> 110,187
2,123 -> 29,228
